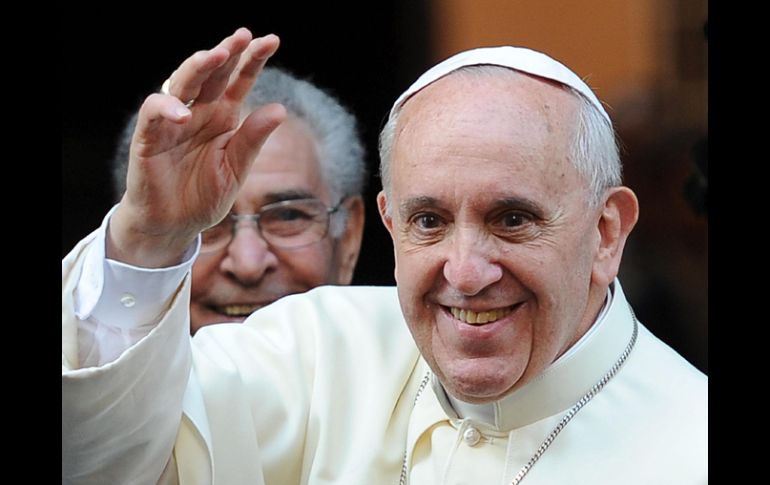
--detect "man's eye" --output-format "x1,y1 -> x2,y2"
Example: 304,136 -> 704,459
490,210 -> 541,241
414,213 -> 442,229
500,211 -> 530,227
404,212 -> 447,244
201,220 -> 230,241
272,209 -> 313,221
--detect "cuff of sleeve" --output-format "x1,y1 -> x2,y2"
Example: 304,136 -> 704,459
74,204 -> 200,329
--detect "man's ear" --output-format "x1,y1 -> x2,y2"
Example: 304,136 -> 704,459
334,195 -> 365,285
377,190 -> 400,282
592,186 -> 639,286
377,191 -> 395,235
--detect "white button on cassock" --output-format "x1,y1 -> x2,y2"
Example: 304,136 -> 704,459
120,294 -> 136,308
463,426 -> 481,446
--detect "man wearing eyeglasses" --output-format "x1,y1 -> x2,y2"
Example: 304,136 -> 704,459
110,67 -> 366,334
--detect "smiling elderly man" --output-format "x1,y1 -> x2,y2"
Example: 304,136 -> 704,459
108,67 -> 366,334
62,29 -> 707,484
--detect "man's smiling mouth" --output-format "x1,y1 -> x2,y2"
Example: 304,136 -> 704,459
448,305 -> 516,325
214,304 -> 264,318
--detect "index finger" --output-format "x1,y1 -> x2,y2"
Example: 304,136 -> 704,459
225,34 -> 281,103
167,27 -> 253,105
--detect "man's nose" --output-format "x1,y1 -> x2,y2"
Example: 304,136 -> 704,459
220,225 -> 279,284
442,227 -> 503,296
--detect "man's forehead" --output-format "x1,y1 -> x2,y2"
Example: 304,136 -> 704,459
398,69 -> 578,123
390,46 -> 609,124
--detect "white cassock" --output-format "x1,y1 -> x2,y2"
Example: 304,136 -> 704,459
62,229 -> 707,485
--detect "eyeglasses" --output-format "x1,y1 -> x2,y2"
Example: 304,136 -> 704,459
201,198 -> 342,252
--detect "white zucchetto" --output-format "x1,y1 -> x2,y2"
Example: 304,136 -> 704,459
390,46 -> 610,123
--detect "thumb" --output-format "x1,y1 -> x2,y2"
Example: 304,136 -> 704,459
227,103 -> 287,180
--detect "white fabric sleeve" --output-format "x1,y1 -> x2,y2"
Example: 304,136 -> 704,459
74,205 -> 200,367
62,207 -> 198,484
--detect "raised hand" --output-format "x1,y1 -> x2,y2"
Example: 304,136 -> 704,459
108,28 -> 286,267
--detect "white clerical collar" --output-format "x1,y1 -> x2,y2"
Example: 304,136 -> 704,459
435,280 -> 634,431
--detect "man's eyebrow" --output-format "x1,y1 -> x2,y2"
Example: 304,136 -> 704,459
262,190 -> 318,205
398,196 -> 441,220
492,197 -> 546,217
397,196 -> 547,219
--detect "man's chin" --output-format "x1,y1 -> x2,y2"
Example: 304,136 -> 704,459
215,315 -> 248,324
191,310 -> 250,334
205,314 -> 248,325
193,303 -> 270,328
438,358 -> 524,403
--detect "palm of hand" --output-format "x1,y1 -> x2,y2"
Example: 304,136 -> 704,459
108,30 -> 283,267
126,99 -> 244,237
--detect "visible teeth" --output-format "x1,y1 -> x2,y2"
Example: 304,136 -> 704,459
220,304 -> 262,317
465,309 -> 477,324
450,306 -> 513,325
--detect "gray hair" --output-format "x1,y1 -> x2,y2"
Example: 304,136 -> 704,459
378,65 -> 620,213
112,67 -> 367,237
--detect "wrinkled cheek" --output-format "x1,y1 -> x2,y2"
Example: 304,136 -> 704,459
396,290 -> 421,332
397,293 -> 432,347
400,250 -> 443,290
392,250 -> 408,285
